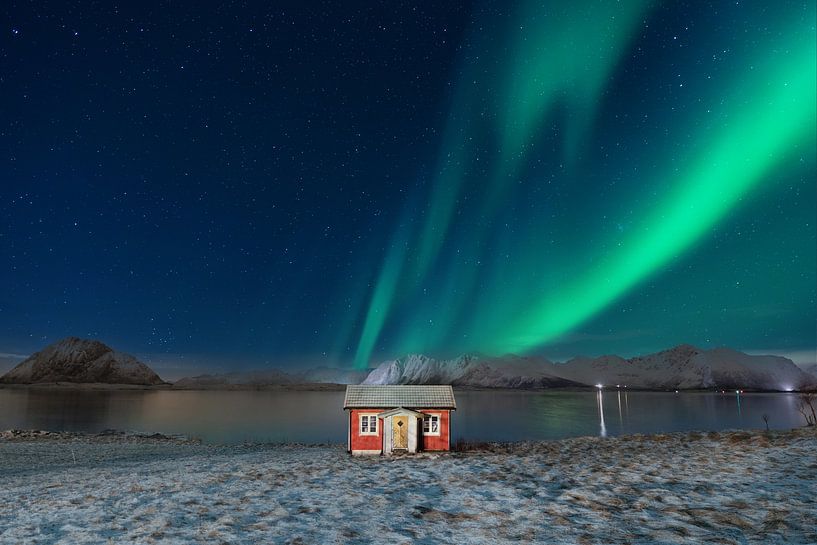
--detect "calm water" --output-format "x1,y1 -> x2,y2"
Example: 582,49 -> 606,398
0,389 -> 805,443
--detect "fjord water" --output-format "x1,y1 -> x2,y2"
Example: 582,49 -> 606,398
0,389 -> 805,444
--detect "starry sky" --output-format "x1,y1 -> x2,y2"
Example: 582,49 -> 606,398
1,1 -> 815,374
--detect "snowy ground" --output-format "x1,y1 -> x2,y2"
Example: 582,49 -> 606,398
1,429 -> 816,544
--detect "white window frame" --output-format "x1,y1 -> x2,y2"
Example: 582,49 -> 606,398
422,413 -> 441,436
359,413 -> 379,436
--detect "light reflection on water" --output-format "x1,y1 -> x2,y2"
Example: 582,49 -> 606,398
0,388 -> 806,444
597,390 -> 606,437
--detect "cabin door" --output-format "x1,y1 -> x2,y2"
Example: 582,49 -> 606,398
393,416 -> 408,450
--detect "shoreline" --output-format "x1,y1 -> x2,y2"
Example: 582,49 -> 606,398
2,427 -> 815,543
2,425 -> 815,446
4,425 -> 816,454
3,425 -> 815,454
0,382 -> 812,393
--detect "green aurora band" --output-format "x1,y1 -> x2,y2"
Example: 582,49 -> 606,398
480,44 -> 816,354
414,0 -> 651,283
352,221 -> 412,370
411,0 -> 655,356
351,2 -> 816,368
353,0 -> 653,368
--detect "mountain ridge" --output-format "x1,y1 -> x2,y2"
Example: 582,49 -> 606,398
0,337 -> 165,385
7,338 -> 812,391
172,366 -> 368,389
362,345 -> 817,391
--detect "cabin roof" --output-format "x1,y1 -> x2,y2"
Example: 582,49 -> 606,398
344,385 -> 456,409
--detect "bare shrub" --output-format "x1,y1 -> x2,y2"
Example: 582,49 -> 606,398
796,393 -> 816,427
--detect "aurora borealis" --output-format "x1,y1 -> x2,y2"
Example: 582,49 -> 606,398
1,1 -> 815,373
350,1 -> 816,368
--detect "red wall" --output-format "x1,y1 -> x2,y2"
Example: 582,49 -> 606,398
348,408 -> 452,452
419,409 -> 451,451
349,409 -> 382,452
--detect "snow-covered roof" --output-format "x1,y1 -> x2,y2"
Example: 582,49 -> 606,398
344,385 -> 456,409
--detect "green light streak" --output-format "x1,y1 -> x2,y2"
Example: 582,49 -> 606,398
484,42 -> 816,354
499,0 -> 651,170
358,0 -> 654,363
412,56 -> 483,279
350,3 -> 816,366
415,1 -> 652,279
352,224 -> 411,369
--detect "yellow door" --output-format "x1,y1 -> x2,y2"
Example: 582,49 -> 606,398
393,416 -> 408,449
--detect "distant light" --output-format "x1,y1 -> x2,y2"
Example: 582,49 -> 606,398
595,384 -> 603,389
616,384 -> 620,388
783,387 -> 794,392
675,390 -> 679,394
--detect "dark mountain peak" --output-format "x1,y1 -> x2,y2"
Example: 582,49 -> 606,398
0,337 -> 164,385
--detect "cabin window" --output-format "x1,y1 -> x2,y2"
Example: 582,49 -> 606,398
422,414 -> 440,436
359,414 -> 378,435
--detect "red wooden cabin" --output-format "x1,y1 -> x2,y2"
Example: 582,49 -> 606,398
343,385 -> 457,455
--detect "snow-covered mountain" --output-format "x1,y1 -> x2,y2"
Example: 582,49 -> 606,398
701,348 -> 813,390
173,366 -> 368,389
0,337 -> 165,385
300,366 -> 370,385
0,353 -> 26,376
801,363 -> 817,379
363,345 -> 817,391
363,354 -> 582,388
173,369 -> 293,388
550,345 -> 814,390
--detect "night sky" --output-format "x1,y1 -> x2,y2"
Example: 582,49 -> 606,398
2,1 -> 815,374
